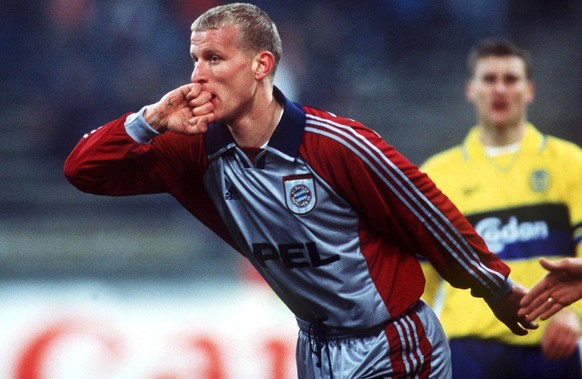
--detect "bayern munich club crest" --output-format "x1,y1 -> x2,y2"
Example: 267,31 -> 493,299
283,175 -> 317,215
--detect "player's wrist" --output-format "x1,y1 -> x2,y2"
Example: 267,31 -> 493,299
143,105 -> 167,133
125,106 -> 161,144
485,277 -> 513,306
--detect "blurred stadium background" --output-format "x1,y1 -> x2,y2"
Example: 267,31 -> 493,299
1,0 -> 581,378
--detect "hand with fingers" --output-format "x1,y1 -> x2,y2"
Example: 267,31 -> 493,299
488,283 -> 539,336
144,83 -> 215,135
519,258 -> 582,322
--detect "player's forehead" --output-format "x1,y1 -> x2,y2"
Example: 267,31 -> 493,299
189,26 -> 241,56
474,56 -> 527,78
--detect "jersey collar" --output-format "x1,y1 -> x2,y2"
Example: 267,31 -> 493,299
461,122 -> 546,161
205,86 -> 306,161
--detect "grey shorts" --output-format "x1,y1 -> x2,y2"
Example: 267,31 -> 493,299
295,301 -> 451,379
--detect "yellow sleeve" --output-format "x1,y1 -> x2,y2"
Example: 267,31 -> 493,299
418,158 -> 446,307
567,144 -> 582,316
567,243 -> 582,317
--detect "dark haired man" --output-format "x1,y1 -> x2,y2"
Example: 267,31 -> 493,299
421,38 -> 582,378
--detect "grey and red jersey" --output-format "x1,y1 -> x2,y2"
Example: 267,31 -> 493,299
65,87 -> 511,330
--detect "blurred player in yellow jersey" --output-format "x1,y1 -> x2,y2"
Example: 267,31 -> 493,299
421,38 -> 582,378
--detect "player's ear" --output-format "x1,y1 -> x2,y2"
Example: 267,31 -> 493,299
526,80 -> 535,104
253,51 -> 275,80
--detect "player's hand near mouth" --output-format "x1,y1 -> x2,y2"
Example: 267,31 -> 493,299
144,83 -> 215,135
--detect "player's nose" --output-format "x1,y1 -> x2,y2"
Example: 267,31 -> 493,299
191,62 -> 208,84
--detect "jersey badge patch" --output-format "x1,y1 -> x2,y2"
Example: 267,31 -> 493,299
283,175 -> 316,215
530,169 -> 550,193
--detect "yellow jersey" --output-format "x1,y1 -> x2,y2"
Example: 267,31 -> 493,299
421,123 -> 582,345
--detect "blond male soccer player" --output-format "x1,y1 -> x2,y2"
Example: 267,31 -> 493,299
421,39 -> 582,378
64,6 -> 537,378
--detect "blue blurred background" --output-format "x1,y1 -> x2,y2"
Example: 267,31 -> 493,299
2,0 -> 580,280
1,1 -> 581,377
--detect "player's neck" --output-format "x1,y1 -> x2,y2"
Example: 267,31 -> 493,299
228,92 -> 283,149
478,121 -> 526,147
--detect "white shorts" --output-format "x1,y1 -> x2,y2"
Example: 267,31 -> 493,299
295,300 -> 451,379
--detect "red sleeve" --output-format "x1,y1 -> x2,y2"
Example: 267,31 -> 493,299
64,113 -> 207,196
64,113 -> 240,251
301,109 -> 510,300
